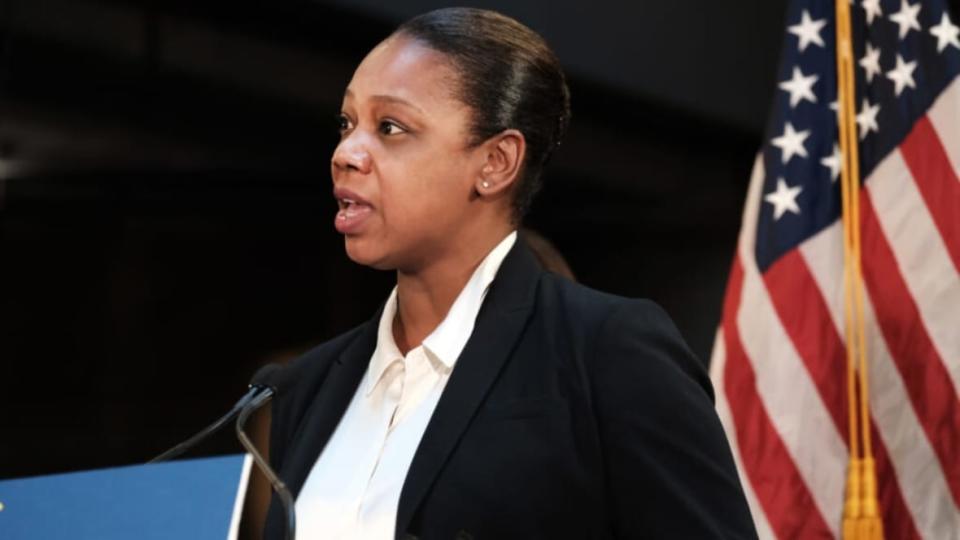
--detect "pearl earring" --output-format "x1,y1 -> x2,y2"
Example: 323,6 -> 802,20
481,181 -> 490,189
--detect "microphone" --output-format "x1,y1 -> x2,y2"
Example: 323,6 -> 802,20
148,363 -> 282,463
235,364 -> 297,540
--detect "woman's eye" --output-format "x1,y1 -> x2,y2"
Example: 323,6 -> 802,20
379,120 -> 406,136
336,114 -> 353,133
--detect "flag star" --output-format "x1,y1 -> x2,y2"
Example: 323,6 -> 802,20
828,99 -> 842,124
930,12 -> 960,52
779,67 -> 819,107
771,122 -> 811,163
856,98 -> 881,139
886,54 -> 918,96
862,0 -> 883,25
859,43 -> 882,82
764,178 -> 804,220
821,144 -> 842,181
889,0 -> 921,40
788,10 -> 827,51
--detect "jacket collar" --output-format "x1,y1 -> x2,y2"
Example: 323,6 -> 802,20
394,237 -> 542,538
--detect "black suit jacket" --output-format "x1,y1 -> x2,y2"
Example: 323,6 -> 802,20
264,240 -> 757,539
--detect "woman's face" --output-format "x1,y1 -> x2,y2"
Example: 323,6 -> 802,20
332,36 -> 484,271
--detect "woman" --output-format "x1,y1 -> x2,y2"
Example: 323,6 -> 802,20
265,8 -> 756,540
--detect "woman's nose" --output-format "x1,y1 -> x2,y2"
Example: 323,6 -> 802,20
332,134 -> 372,174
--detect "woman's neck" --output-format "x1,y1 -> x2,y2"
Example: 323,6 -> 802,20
392,226 -> 512,355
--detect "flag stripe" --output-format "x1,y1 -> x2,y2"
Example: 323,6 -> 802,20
710,331 -> 777,540
861,286 -> 960,537
898,116 -> 960,274
927,77 -> 960,181
802,221 -> 956,538
868,421 -> 922,540
722,256 -> 833,539
762,250 -> 848,437
859,190 -> 960,508
763,249 -> 921,539
738,252 -> 847,535
797,229 -> 845,347
866,149 -> 960,400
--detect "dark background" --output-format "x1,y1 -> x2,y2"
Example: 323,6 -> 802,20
0,0 -> 792,480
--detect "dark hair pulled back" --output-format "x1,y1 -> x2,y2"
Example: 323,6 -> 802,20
395,8 -> 571,221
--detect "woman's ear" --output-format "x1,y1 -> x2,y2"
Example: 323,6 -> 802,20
476,129 -> 525,197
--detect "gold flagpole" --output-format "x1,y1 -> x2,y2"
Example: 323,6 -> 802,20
835,0 -> 883,538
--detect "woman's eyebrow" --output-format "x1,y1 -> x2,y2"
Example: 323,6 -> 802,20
370,95 -> 424,114
344,89 -> 424,114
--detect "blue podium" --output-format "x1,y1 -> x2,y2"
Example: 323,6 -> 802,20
0,454 -> 252,540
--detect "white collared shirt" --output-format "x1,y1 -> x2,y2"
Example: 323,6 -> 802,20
295,231 -> 517,539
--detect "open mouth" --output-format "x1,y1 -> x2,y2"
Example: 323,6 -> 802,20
336,196 -> 373,216
333,188 -> 374,233
334,187 -> 372,210
337,197 -> 362,211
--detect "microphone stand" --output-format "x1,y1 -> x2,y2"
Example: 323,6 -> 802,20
147,363 -> 294,538
148,386 -> 260,463
236,389 -> 296,540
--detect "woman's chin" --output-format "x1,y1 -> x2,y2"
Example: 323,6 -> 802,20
344,237 -> 393,270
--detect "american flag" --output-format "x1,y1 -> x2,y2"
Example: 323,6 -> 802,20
709,0 -> 960,538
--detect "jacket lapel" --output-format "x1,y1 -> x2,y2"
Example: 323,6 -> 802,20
395,239 -> 543,538
280,309 -> 380,499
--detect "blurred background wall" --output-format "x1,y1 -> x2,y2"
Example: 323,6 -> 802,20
0,0 -> 794,480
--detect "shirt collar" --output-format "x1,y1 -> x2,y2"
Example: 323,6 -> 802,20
366,287 -> 403,396
364,231 -> 517,396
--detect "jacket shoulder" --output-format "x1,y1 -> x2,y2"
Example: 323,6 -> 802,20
536,272 -> 709,398
536,272 -> 636,322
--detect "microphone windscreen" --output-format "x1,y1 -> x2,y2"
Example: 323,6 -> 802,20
249,363 -> 297,395
250,363 -> 283,387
